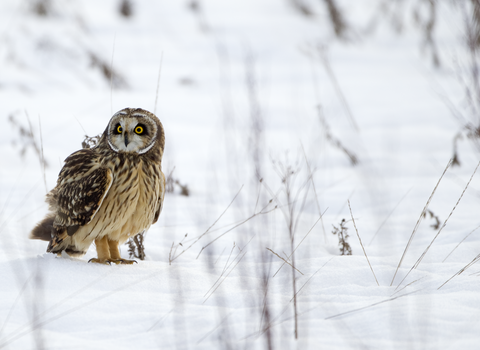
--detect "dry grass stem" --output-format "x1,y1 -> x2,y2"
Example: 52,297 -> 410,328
154,51 -> 164,115
196,313 -> 233,344
272,214 -> 323,278
396,160 -> 479,289
167,185 -> 244,263
109,34 -> 116,115
348,200 -> 379,286
37,115 -> 47,193
203,251 -> 248,303
316,46 -> 358,131
390,277 -> 425,298
317,106 -> 358,165
325,290 -> 420,320
147,309 -> 173,332
438,253 -> 480,290
368,188 -> 412,246
266,248 -> 304,275
390,158 -> 452,286
203,243 -> 237,298
195,201 -> 276,260
290,257 -> 333,302
442,222 -> 480,262
302,144 -> 327,243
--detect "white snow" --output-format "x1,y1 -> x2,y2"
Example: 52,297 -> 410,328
1,0 -> 480,349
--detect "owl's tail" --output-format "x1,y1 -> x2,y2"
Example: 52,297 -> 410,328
31,216 -> 87,258
30,214 -> 55,241
47,232 -> 87,258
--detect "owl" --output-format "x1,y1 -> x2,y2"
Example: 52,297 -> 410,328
30,108 -> 165,264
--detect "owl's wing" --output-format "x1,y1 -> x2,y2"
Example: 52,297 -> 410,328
52,149 -> 113,235
152,171 -> 166,224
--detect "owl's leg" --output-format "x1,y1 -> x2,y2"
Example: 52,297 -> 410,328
88,236 -> 112,264
108,239 -> 137,265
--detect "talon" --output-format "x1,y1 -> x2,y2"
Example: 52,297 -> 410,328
88,258 -> 111,265
88,257 -> 137,265
112,259 -> 137,265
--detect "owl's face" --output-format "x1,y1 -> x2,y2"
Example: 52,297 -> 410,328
106,108 -> 162,154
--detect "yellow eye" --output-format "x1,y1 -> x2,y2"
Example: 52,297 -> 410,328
135,126 -> 144,134
117,125 -> 123,134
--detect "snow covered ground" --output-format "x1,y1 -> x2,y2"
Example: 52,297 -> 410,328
1,0 -> 480,349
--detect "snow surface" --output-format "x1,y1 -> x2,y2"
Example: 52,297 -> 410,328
1,0 -> 480,349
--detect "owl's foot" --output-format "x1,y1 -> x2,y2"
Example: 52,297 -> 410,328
88,258 -> 137,265
112,258 -> 137,265
88,258 -> 113,265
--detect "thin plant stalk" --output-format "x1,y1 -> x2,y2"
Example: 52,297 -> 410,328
348,200 -> 379,286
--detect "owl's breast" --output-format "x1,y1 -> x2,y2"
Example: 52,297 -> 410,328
73,156 -> 163,246
106,157 -> 163,243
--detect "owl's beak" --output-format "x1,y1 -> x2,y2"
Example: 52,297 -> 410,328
124,133 -> 129,147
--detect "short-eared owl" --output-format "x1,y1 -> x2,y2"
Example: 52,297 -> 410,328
30,108 -> 165,264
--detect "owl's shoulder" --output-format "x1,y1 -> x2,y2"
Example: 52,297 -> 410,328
57,148 -> 104,185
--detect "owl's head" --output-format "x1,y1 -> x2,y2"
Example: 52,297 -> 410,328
106,108 -> 165,156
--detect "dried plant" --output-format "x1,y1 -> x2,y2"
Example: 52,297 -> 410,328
332,218 -> 352,256
30,0 -> 51,16
89,52 -> 127,89
451,132 -> 462,167
412,0 -> 440,67
187,0 -> 209,32
391,159 -> 452,286
290,0 -> 349,39
323,0 -> 349,39
8,112 -> 49,169
127,233 -> 146,260
165,166 -> 189,196
119,0 -> 133,18
423,209 -> 441,230
289,0 -> 314,18
317,107 -> 358,165
267,158 -> 315,339
450,1 -> 480,163
81,134 -> 101,149
348,201 -> 379,285
396,161 -> 479,289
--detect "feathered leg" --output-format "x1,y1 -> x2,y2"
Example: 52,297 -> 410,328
88,236 -> 111,264
108,239 -> 137,264
88,236 -> 136,265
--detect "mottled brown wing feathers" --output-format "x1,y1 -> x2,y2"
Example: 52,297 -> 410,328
53,150 -> 113,235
